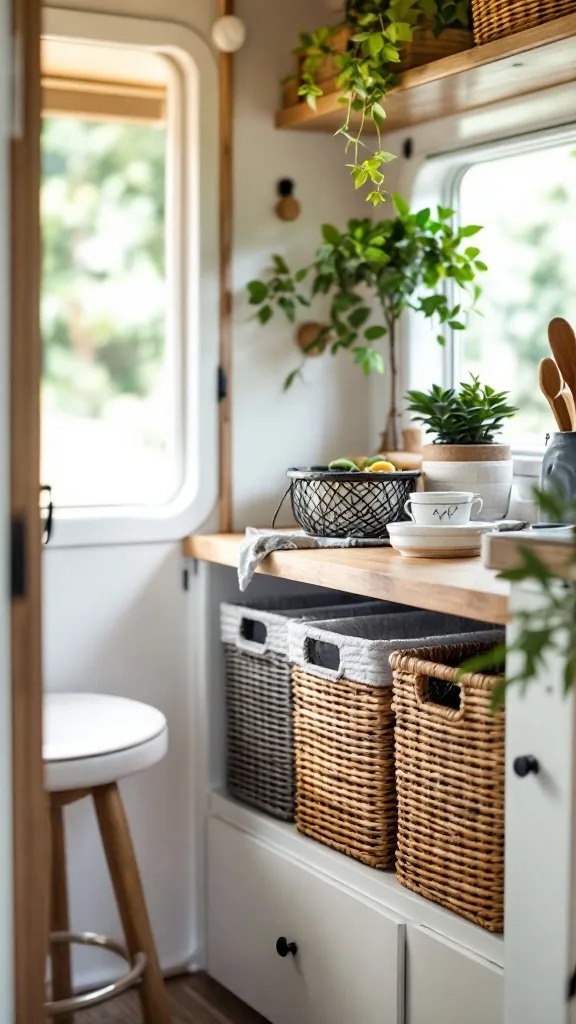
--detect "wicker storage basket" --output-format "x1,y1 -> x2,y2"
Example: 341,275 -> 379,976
289,613 -> 503,868
398,26 -> 473,70
391,642 -> 505,932
471,0 -> 576,45
221,594 -> 407,822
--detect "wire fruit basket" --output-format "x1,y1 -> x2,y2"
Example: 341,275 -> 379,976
284,468 -> 420,539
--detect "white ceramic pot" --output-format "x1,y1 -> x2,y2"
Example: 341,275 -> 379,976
422,444 -> 512,521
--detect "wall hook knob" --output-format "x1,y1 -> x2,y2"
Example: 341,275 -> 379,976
275,179 -> 301,221
276,936 -> 298,958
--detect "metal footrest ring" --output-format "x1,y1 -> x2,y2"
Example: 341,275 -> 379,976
45,930 -> 147,1017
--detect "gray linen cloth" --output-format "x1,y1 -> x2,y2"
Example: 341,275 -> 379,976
238,528 -> 389,591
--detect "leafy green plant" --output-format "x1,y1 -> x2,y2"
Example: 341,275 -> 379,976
405,376 -> 518,445
247,195 -> 486,449
462,489 -> 576,708
295,0 -> 470,205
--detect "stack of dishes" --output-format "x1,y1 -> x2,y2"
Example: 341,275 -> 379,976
387,491 -> 495,559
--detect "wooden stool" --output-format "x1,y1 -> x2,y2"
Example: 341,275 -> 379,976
43,692 -> 171,1023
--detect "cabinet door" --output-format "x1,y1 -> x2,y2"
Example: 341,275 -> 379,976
406,926 -> 503,1024
207,817 -> 405,1024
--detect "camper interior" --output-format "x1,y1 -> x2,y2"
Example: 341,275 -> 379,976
3,1 -> 576,1022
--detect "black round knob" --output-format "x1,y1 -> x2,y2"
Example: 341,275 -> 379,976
513,755 -> 540,778
276,936 -> 298,958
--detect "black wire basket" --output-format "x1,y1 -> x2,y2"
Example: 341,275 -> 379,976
284,467 -> 421,539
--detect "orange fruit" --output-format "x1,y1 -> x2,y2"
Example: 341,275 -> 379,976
367,460 -> 396,472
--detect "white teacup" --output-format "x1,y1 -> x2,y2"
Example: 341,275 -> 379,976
404,491 -> 483,526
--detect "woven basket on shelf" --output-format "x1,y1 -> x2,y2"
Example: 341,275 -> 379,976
289,614 -> 503,869
471,0 -> 576,45
221,594 -> 398,822
398,26 -> 473,70
391,642 -> 505,933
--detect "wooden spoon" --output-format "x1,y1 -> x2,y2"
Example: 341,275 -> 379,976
539,357 -> 573,431
548,317 -> 576,420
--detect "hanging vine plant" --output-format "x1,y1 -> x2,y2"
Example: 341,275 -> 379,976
295,0 -> 470,205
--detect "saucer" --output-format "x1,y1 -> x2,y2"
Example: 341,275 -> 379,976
387,521 -> 497,559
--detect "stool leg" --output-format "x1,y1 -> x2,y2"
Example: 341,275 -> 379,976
49,797 -> 74,1024
92,783 -> 171,1024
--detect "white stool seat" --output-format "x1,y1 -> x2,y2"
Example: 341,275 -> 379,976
44,693 -> 168,792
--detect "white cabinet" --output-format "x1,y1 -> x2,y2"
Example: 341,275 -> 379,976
207,817 -> 405,1024
406,926 -> 503,1024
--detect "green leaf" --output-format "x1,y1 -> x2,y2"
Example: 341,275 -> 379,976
448,320 -> 465,330
322,224 -> 341,246
348,306 -> 371,328
272,254 -> 289,274
283,368 -> 302,391
368,32 -> 384,57
392,193 -> 410,216
372,102 -> 386,126
247,280 -> 268,304
257,305 -> 273,325
364,324 -> 387,340
465,246 -> 481,259
365,246 -> 388,261
295,268 -> 308,282
459,224 -> 483,237
437,205 -> 454,220
474,260 -> 488,271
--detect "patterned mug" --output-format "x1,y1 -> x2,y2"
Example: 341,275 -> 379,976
404,491 -> 484,526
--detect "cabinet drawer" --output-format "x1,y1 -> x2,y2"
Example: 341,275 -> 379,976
406,926 -> 503,1024
207,817 -> 405,1024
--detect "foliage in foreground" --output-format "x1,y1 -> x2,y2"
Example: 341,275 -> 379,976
463,489 -> 576,707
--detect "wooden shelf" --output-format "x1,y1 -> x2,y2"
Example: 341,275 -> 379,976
184,532 -> 509,624
275,14 -> 576,135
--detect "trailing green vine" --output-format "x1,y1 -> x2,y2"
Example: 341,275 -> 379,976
295,0 -> 470,205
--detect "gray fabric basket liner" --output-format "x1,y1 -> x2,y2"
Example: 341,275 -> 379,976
221,592 -> 413,656
289,612 -> 504,687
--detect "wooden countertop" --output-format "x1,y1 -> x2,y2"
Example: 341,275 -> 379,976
184,533 -> 510,625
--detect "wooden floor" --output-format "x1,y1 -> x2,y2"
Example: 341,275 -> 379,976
81,973 -> 269,1023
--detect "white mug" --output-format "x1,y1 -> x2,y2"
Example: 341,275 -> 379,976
404,491 -> 483,526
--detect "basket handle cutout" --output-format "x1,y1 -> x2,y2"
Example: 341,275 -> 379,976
415,674 -> 466,721
240,617 -> 268,648
304,636 -> 341,677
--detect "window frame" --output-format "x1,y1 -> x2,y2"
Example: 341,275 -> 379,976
404,123 -> 576,453
42,8 -> 219,547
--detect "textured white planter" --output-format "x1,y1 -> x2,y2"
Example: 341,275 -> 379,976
422,444 -> 512,521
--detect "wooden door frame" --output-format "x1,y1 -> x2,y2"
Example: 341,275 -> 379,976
10,0 -> 46,1018
218,0 -> 234,532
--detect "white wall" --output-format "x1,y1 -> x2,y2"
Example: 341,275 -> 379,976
0,0 -> 13,1016
42,0 -> 375,989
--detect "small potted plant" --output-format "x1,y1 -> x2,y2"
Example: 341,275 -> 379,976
405,376 -> 518,519
247,195 -> 486,451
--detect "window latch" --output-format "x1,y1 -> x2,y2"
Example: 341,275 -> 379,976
40,484 -> 54,546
